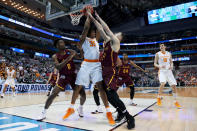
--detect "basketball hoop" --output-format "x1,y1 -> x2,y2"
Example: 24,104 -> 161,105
70,11 -> 84,25
69,5 -> 93,26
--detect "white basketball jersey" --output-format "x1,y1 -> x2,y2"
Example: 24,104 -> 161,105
157,51 -> 171,70
82,37 -> 100,60
7,69 -> 15,79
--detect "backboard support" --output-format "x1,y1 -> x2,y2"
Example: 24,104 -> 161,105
46,0 -> 100,21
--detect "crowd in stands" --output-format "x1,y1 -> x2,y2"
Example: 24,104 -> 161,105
0,48 -> 53,84
130,67 -> 197,87
176,67 -> 197,87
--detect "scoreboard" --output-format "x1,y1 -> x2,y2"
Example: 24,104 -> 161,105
148,1 -> 197,24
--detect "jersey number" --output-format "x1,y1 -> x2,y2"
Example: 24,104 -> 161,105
90,41 -> 96,47
123,69 -> 129,74
163,58 -> 167,62
67,64 -> 71,70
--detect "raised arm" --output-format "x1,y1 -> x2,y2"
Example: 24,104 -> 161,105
95,11 -> 114,37
87,12 -> 110,42
130,61 -> 147,73
52,50 -> 76,70
94,12 -> 120,52
79,16 -> 91,47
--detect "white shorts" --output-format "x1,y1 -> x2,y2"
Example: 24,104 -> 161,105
158,70 -> 177,86
4,79 -> 15,87
75,61 -> 103,86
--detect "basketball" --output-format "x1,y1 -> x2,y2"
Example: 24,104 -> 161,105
83,5 -> 94,16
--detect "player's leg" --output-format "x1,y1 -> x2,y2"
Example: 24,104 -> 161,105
11,86 -> 16,97
126,77 -> 137,106
10,79 -> 16,97
96,81 -> 109,108
91,65 -> 115,125
128,84 -> 137,106
63,72 -> 87,119
47,85 -> 53,96
38,85 -> 61,120
106,89 -> 135,129
1,84 -> 8,98
63,85 -> 83,119
167,70 -> 181,108
157,71 -> 166,106
77,87 -> 86,117
91,66 -> 111,109
44,86 -> 61,109
93,87 -> 100,106
92,86 -> 103,113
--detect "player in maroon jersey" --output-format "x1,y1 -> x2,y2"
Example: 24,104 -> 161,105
38,39 -> 85,120
117,53 -> 147,106
46,68 -> 59,96
92,57 -> 122,114
88,12 -> 135,129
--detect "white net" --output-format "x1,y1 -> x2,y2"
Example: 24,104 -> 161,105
70,11 -> 84,26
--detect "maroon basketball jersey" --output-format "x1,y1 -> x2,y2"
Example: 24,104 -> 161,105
100,41 -> 118,68
51,73 -> 57,81
118,62 -> 131,77
56,49 -> 75,75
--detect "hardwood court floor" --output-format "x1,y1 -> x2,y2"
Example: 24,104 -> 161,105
116,87 -> 197,131
0,87 -> 197,131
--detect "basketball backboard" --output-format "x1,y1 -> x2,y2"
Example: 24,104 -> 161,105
46,0 -> 100,21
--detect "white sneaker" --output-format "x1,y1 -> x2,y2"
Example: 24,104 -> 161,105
97,106 -> 103,113
1,93 -> 4,98
129,100 -> 137,106
91,107 -> 103,114
37,110 -> 46,121
77,106 -> 84,117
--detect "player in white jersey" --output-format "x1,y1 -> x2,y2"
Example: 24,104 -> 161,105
63,10 -> 115,125
154,44 -> 181,108
1,66 -> 16,98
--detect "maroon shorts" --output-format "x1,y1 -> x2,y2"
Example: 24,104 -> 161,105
56,73 -> 76,90
117,75 -> 134,87
102,67 -> 118,91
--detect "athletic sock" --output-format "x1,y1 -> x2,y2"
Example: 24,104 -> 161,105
43,109 -> 47,113
70,104 -> 74,109
106,106 -> 110,112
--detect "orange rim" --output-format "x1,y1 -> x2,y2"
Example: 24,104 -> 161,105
69,5 -> 93,16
